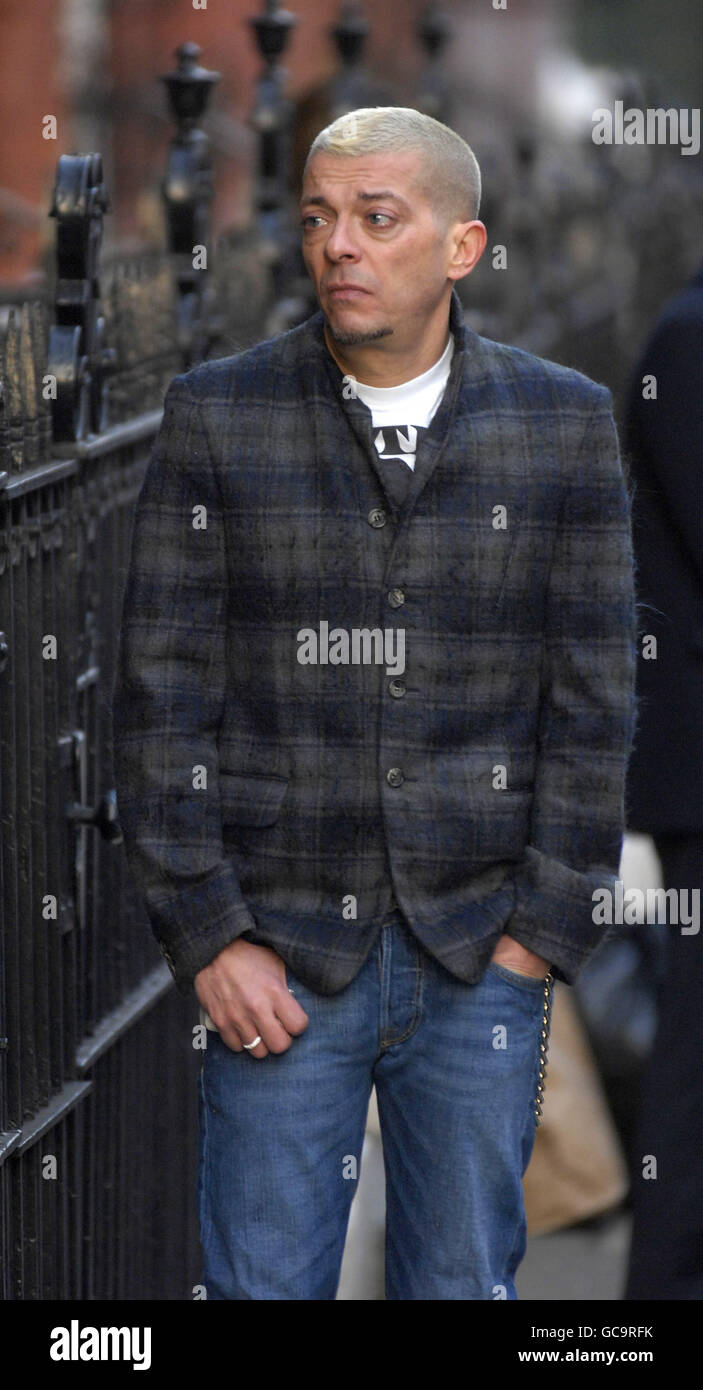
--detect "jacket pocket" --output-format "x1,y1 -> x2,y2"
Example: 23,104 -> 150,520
219,770 -> 289,827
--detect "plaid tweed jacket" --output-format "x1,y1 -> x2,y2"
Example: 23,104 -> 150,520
111,287 -> 637,997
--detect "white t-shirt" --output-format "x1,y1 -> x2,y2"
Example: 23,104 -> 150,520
352,332 -> 455,471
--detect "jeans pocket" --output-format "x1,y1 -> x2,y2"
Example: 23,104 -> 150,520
487,960 -> 547,991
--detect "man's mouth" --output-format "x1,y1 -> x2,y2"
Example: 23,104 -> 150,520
327,284 -> 371,299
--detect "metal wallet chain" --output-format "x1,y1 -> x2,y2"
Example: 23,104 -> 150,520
534,971 -> 554,1128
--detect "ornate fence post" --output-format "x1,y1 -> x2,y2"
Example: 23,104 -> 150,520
47,153 -> 114,442
160,41 -> 220,369
416,3 -> 453,124
327,2 -> 374,120
248,1 -> 298,303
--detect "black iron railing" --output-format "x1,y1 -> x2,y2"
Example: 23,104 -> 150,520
0,28 -> 275,1299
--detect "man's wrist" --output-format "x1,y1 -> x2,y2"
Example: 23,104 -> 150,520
491,932 -> 551,977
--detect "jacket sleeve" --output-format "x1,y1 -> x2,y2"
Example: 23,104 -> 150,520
111,374 -> 258,994
505,386 -> 638,983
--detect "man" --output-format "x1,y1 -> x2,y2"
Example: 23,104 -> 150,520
623,258 -> 703,1300
112,107 -> 637,1300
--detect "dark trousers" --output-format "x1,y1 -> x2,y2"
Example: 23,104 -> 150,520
625,833 -> 703,1299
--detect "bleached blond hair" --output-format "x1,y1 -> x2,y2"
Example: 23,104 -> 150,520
303,106 -> 482,233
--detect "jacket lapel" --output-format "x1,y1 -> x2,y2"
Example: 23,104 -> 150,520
305,286 -> 525,606
309,287 -> 471,519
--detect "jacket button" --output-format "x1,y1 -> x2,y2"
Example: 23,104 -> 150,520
386,767 -> 404,787
388,679 -> 405,698
368,507 -> 387,528
388,587 -> 405,608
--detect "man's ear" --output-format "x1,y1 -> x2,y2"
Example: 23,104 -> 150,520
448,221 -> 487,283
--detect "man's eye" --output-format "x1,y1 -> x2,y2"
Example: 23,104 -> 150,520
300,212 -> 394,228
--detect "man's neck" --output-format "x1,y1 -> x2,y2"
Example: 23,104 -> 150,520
323,319 -> 452,389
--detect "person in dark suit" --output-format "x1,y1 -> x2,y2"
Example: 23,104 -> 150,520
624,259 -> 703,1300
111,107 -> 637,1300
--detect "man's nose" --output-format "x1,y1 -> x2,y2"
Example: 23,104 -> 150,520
324,218 -> 360,260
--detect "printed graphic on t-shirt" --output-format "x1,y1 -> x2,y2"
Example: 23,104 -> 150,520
373,423 -> 428,471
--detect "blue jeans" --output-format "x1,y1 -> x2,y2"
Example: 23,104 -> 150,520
196,910 -> 552,1300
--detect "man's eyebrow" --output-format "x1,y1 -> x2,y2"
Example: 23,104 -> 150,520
299,190 -> 411,210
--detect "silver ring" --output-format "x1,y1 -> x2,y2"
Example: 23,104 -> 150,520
242,1035 -> 262,1050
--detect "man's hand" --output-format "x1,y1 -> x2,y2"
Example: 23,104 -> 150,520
490,932 -> 551,979
194,938 -> 309,1058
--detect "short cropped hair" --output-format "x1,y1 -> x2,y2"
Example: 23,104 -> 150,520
303,106 -> 482,233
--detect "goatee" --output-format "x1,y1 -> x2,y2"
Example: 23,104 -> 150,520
325,321 -> 394,346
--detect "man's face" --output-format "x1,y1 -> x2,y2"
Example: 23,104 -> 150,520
300,149 -> 482,351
